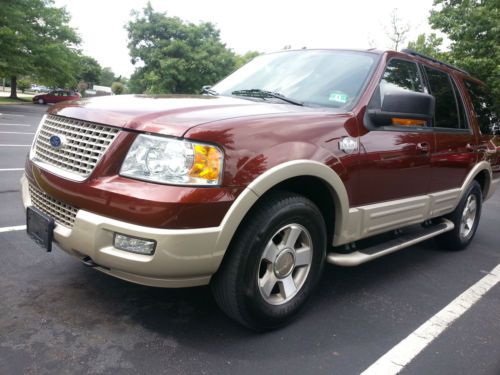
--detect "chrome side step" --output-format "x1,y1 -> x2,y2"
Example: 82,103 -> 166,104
327,219 -> 454,267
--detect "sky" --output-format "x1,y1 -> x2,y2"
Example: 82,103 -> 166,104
54,0 -> 437,78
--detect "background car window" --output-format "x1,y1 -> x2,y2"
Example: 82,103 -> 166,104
423,66 -> 460,129
464,80 -> 499,135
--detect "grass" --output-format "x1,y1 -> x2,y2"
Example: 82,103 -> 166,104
0,96 -> 33,104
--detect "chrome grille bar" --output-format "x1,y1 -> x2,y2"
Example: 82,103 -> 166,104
32,115 -> 120,180
29,183 -> 78,228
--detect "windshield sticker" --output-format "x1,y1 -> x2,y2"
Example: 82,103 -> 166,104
329,91 -> 349,104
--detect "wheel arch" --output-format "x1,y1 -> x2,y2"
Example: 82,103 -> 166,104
461,161 -> 493,201
214,160 -> 350,260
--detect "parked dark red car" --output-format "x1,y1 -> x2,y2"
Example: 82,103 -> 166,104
23,49 -> 499,330
32,90 -> 80,104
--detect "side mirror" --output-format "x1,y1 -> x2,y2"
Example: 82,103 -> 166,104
366,90 -> 435,127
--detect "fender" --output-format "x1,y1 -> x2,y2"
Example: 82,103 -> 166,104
214,160 -> 351,256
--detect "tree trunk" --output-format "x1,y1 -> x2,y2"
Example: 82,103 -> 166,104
9,76 -> 18,99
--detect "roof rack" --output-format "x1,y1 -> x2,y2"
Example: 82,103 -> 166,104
401,49 -> 470,76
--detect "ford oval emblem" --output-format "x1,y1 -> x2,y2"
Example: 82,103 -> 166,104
49,135 -> 67,149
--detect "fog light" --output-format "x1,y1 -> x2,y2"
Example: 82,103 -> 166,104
113,233 -> 156,255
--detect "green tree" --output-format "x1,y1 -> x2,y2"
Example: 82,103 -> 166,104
111,81 -> 125,95
77,55 -> 102,87
406,33 -> 448,61
126,3 -> 236,94
18,78 -> 30,93
100,67 -> 116,87
429,0 -> 500,100
127,70 -> 147,94
0,0 -> 80,98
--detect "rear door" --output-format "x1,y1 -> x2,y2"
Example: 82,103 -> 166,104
422,66 -> 477,192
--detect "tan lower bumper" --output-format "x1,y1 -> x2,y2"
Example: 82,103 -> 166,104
21,175 -> 223,287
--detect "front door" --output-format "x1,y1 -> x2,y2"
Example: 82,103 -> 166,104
357,58 -> 433,206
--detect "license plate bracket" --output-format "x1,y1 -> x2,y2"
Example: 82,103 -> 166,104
26,206 -> 55,252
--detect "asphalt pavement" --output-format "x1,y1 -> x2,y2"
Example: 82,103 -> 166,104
0,104 -> 499,375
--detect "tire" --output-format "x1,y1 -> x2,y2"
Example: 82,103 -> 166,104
38,98 -> 44,104
435,181 -> 483,251
211,191 -> 326,331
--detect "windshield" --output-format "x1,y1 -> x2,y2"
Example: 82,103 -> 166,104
212,50 -> 379,109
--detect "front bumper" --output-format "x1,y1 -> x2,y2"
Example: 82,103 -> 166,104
21,175 -> 223,287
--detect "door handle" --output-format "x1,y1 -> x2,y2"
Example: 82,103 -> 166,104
466,143 -> 475,152
416,142 -> 430,153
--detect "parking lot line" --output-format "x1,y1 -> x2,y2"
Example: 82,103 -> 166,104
0,144 -> 31,147
0,131 -> 35,135
0,113 -> 25,116
0,168 -> 24,171
0,123 -> 31,126
361,264 -> 500,375
0,225 -> 26,233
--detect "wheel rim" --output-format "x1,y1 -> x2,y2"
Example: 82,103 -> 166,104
38,99 -> 43,104
257,223 -> 313,305
460,194 -> 477,239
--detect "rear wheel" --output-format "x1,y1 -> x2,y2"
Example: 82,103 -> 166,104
211,192 -> 326,330
435,181 -> 482,250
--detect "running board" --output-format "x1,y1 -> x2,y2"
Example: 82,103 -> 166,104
327,219 -> 454,267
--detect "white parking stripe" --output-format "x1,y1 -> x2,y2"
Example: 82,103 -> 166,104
0,225 -> 26,233
0,123 -> 31,126
0,144 -> 31,147
0,131 -> 35,135
0,168 -> 24,171
0,113 -> 25,116
361,264 -> 500,375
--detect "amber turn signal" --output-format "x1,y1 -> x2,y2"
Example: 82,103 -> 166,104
189,145 -> 222,182
391,118 -> 427,126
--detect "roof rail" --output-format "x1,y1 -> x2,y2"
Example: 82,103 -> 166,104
401,49 -> 470,76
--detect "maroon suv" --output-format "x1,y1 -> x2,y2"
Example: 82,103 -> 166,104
23,49 -> 499,329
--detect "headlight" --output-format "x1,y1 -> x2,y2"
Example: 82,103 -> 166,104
120,134 -> 223,186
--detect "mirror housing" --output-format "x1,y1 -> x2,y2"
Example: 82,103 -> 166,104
366,90 -> 435,127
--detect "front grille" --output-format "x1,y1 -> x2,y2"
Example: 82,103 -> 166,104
29,183 -> 78,228
32,114 -> 120,180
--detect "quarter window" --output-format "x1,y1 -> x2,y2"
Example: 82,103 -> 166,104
464,80 -> 499,135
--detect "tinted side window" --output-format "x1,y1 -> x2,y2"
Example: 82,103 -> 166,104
369,59 -> 423,109
450,78 -> 469,129
423,67 -> 459,129
382,59 -> 423,93
464,80 -> 499,135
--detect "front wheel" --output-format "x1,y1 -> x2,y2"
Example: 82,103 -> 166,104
211,192 -> 326,330
37,98 -> 45,104
435,181 -> 483,250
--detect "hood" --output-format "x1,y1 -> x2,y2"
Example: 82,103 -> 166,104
49,94 -> 313,137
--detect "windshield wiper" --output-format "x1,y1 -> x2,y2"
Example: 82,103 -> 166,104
231,89 -> 303,106
201,85 -> 219,96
